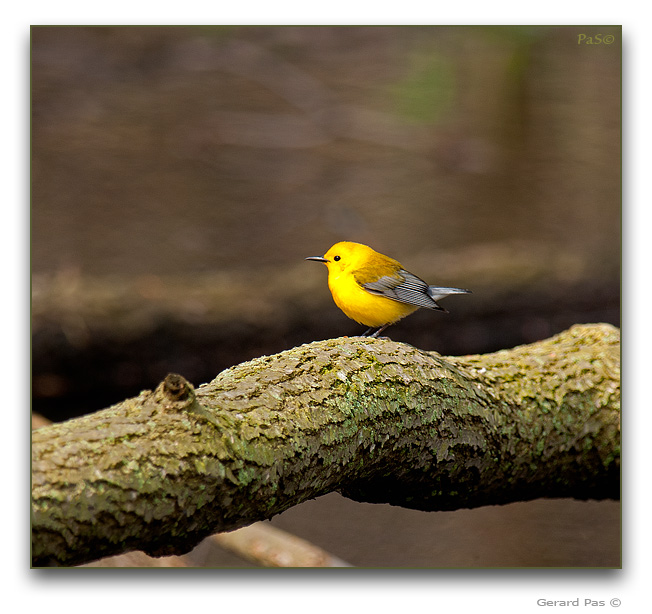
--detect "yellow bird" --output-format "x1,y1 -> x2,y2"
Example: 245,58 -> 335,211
306,241 -> 471,337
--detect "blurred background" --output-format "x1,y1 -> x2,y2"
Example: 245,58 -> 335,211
31,25 -> 621,567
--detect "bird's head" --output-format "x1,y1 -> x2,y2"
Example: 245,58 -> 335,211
305,241 -> 374,274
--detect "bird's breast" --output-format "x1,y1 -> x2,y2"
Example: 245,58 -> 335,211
327,271 -> 417,327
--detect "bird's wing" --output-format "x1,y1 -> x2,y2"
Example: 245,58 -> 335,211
359,269 -> 445,310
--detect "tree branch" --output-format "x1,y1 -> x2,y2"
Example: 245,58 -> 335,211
31,323 -> 620,567
210,524 -> 352,567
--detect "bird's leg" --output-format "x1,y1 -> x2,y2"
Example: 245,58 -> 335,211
368,325 -> 389,338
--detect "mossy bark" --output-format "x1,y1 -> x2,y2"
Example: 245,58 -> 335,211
31,323 -> 620,567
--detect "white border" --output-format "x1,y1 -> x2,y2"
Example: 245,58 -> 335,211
8,2 -> 647,612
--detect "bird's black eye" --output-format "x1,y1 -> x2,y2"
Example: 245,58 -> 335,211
333,255 -> 341,261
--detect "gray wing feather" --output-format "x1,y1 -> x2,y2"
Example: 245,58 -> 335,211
362,270 -> 449,310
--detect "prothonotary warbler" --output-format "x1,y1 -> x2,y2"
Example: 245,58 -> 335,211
306,241 -> 471,337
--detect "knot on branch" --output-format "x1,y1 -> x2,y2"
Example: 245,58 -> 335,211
153,373 -> 196,411
163,373 -> 194,401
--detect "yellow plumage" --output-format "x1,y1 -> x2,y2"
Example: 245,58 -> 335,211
306,241 -> 470,337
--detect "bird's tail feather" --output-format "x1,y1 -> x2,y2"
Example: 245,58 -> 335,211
427,286 -> 472,301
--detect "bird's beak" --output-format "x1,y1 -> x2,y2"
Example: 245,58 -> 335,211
305,256 -> 328,263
